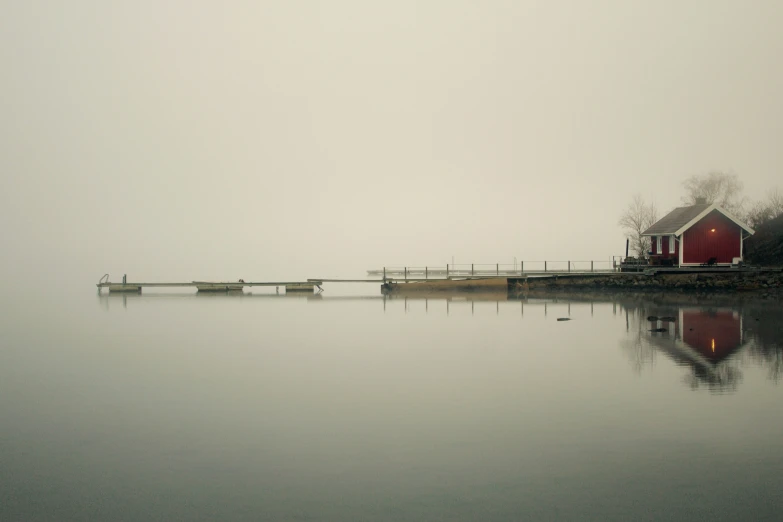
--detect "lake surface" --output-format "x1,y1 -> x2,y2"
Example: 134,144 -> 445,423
1,286 -> 782,521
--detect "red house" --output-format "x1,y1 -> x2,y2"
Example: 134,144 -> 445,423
642,202 -> 754,266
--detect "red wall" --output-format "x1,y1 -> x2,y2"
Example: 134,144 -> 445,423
682,210 -> 742,264
651,235 -> 679,260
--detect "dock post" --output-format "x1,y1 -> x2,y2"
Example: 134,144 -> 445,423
404,267 -> 407,280
425,266 -> 428,279
471,264 -> 474,276
383,267 -> 386,282
544,261 -> 547,272
496,263 -> 499,275
591,261 -> 594,272
521,261 -> 523,274
568,261 -> 571,273
446,264 -> 449,279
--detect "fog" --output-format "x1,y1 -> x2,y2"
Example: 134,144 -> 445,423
2,1 -> 781,287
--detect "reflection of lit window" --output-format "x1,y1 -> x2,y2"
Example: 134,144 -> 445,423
711,228 -> 716,232
712,339 -> 715,352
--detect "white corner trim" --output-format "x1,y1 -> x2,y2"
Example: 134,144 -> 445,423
679,234 -> 684,266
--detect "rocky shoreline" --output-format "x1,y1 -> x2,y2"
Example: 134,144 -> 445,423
511,271 -> 783,299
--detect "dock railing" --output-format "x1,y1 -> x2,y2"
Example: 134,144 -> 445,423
370,261 -> 618,280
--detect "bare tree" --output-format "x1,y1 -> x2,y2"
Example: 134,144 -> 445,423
619,194 -> 658,258
746,188 -> 783,229
682,171 -> 745,215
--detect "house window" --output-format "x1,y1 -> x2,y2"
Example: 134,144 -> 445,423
669,235 -> 676,254
656,236 -> 662,254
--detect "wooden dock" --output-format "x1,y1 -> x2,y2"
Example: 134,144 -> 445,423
97,276 -> 323,294
97,257 -> 777,295
368,261 -> 618,279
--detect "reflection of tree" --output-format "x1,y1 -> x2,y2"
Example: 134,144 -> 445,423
619,305 -> 657,374
742,304 -> 783,383
769,353 -> 783,384
682,363 -> 742,392
568,294 -> 782,388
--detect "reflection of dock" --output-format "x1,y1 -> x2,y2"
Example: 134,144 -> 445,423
98,289 -> 601,320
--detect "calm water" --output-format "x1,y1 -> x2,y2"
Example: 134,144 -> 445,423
1,286 -> 782,521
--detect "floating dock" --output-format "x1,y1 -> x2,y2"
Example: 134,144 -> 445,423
97,277 -> 323,294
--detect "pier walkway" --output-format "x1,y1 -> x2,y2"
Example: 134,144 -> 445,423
368,261 -> 617,280
97,275 -> 322,294
98,261 -> 776,294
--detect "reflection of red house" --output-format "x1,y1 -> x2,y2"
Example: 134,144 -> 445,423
646,307 -> 746,391
679,309 -> 743,363
642,202 -> 754,266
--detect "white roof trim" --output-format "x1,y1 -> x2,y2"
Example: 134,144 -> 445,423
673,204 -> 755,237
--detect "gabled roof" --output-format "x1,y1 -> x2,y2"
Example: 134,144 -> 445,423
642,203 -> 755,237
642,204 -> 710,235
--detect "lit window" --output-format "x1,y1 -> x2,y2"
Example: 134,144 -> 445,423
669,235 -> 676,254
656,236 -> 662,253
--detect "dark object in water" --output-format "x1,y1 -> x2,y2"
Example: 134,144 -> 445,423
557,317 -> 571,321
649,328 -> 667,332
647,316 -> 659,321
659,316 -> 676,322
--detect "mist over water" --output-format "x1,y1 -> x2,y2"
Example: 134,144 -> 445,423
1,287 -> 781,521
2,1 -> 783,290
3,1 -> 783,520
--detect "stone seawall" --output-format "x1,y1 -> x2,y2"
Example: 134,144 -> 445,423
512,271 -> 783,297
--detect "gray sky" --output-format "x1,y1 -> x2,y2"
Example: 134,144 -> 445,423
2,0 -> 781,283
